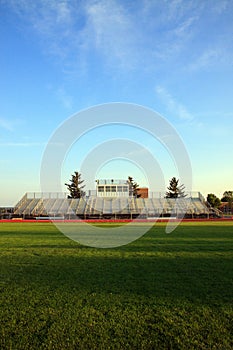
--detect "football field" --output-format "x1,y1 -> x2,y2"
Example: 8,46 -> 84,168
0,221 -> 232,349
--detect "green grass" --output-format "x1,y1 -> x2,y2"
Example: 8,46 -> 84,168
0,222 -> 232,349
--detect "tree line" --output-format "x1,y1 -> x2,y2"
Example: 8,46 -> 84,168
207,191 -> 233,213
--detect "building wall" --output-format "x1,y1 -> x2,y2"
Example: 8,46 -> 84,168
137,187 -> 148,198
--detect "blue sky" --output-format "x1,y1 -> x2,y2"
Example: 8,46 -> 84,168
0,0 -> 233,206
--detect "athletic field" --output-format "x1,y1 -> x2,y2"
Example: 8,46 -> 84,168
0,222 -> 232,349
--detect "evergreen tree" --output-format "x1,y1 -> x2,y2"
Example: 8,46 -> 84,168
127,176 -> 140,197
165,177 -> 186,198
65,171 -> 85,198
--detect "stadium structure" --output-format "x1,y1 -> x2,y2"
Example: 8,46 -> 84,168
10,179 -> 221,220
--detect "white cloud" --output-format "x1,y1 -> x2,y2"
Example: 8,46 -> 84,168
56,88 -> 73,109
0,142 -> 45,147
173,16 -> 198,37
4,0 -> 78,60
156,86 -> 193,121
212,0 -> 230,14
83,0 -> 142,69
0,117 -> 14,131
187,48 -> 233,72
0,117 -> 23,131
3,0 -> 196,69
4,0 -> 232,74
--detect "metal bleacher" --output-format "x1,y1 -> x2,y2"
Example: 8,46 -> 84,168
13,192 -> 218,219
112,198 -> 121,216
94,197 -> 104,215
103,198 -> 112,215
76,198 -> 86,216
119,197 -> 130,216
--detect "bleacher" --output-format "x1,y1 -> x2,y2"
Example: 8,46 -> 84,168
12,192 -> 219,219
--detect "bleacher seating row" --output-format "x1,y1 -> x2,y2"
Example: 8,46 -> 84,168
13,194 -> 212,219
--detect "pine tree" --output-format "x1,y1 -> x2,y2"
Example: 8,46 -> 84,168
65,171 -> 85,198
128,176 -> 140,197
165,177 -> 186,198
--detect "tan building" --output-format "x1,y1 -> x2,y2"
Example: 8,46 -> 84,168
96,179 -> 130,197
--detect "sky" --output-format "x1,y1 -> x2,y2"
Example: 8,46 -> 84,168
0,0 -> 233,206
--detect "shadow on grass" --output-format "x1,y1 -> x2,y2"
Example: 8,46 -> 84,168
2,253 -> 232,307
1,223 -> 233,307
1,224 -> 233,349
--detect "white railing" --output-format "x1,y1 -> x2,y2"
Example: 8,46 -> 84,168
149,191 -> 203,199
26,192 -> 68,199
19,191 -> 206,203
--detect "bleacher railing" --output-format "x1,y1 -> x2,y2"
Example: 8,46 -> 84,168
26,192 -> 68,199
24,191 -> 204,200
149,191 -> 202,199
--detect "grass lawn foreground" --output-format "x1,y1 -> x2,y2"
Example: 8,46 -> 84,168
0,221 -> 232,349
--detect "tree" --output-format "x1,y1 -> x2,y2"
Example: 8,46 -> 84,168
65,171 -> 85,198
127,176 -> 141,197
207,193 -> 221,208
221,191 -> 233,213
221,191 -> 233,202
165,177 -> 186,198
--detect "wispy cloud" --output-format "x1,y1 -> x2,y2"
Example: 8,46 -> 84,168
156,86 -> 193,122
211,0 -> 230,14
83,0 -> 145,70
188,48 -> 221,71
0,117 -> 14,131
2,1 -> 197,69
4,0 -> 78,60
0,117 -> 22,131
187,47 -> 233,72
56,88 -> 73,109
3,0 -> 232,74
0,142 -> 45,147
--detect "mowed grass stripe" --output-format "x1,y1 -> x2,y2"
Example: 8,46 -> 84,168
0,222 -> 232,349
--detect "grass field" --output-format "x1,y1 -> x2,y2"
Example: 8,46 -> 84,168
0,222 -> 232,349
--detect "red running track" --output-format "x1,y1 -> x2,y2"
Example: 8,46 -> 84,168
1,218 -> 232,223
